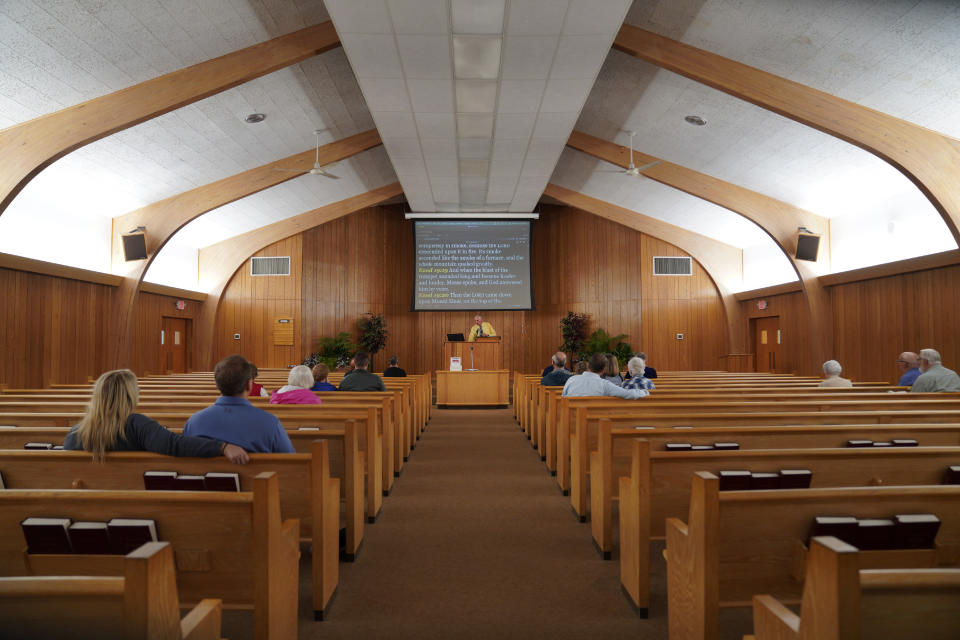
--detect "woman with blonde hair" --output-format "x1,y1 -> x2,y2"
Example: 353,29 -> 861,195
64,369 -> 249,463
270,365 -> 323,404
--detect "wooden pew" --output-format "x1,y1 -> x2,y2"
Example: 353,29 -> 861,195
0,424 -> 368,561
0,472 -> 299,640
0,541 -> 222,640
664,472 -> 960,640
594,420 -> 960,556
0,440 -> 341,619
617,439 -> 960,614
748,535 -> 960,640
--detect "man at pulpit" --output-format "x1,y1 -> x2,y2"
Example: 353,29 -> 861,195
467,314 -> 497,342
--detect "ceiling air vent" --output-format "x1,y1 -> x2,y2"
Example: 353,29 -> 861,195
250,256 -> 290,276
653,256 -> 692,276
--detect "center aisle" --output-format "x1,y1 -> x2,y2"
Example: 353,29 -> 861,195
299,407 -> 663,639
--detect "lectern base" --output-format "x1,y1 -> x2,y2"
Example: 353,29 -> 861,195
435,370 -> 510,406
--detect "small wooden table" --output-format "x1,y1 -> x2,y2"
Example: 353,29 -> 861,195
435,370 -> 510,407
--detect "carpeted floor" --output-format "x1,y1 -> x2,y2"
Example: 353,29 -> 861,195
221,407 -> 752,639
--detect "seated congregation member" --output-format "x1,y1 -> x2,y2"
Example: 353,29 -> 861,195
248,364 -> 269,398
601,353 -> 623,385
383,355 -> 407,377
621,356 -> 655,391
818,359 -> 853,388
911,348 -> 960,392
338,351 -> 386,391
270,365 -> 322,405
65,369 -> 249,463
184,355 -> 295,453
896,351 -> 922,387
638,351 -> 657,379
310,363 -> 337,391
573,360 -> 588,375
562,353 -> 649,399
541,352 -> 572,386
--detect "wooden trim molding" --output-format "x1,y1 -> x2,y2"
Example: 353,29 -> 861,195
0,252 -> 122,287
139,282 -> 207,302
0,22 -> 340,218
734,281 -> 803,301
542,183 -> 745,352
819,249 -> 960,287
196,183 -> 405,368
613,24 -> 960,245
109,130 -> 381,369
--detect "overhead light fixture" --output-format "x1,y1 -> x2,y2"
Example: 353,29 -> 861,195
684,115 -> 706,126
405,213 -> 539,219
244,113 -> 266,124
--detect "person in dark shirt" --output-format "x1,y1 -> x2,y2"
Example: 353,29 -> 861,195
383,355 -> 407,377
638,351 -> 658,379
339,351 -> 386,391
541,352 -> 572,386
64,369 -> 249,463
311,362 -> 338,391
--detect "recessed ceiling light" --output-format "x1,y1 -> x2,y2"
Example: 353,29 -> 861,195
244,113 -> 266,124
684,115 -> 706,126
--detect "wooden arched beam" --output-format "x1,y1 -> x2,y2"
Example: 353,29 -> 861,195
0,22 -> 340,217
109,130 -> 382,368
195,182 -> 404,368
543,183 -> 745,354
613,24 -> 960,245
567,130 -> 831,373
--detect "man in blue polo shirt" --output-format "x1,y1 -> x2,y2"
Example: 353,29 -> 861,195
184,354 -> 295,453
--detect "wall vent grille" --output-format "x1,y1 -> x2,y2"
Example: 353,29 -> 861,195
250,256 -> 290,276
653,256 -> 692,276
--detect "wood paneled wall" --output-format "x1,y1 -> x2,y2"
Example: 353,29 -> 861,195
739,290 -> 810,375
214,235 -> 303,370
212,204 -> 730,374
0,266 -> 112,388
829,264 -> 960,384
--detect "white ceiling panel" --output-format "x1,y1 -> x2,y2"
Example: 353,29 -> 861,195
388,0 -> 450,35
407,78 -> 455,112
494,112 -> 537,139
506,0 -> 569,36
416,112 -> 458,137
323,0 -> 392,34
550,36 -> 613,79
501,36 -> 559,80
371,110 -> 418,137
457,113 -> 495,137
357,77 -> 412,111
338,33 -> 403,78
564,0 -> 633,35
497,79 -> 547,113
541,77 -> 594,111
451,0 -> 506,34
382,137 -> 424,159
397,35 -> 453,79
532,112 -> 579,138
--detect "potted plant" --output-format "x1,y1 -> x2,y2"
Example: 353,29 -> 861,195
558,311 -> 588,360
357,312 -> 388,356
579,327 -> 633,368
304,331 -> 357,370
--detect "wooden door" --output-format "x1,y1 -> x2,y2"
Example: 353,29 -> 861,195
753,316 -> 781,373
161,317 -> 189,374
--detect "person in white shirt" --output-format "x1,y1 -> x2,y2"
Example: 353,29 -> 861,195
911,348 -> 960,392
562,353 -> 649,399
818,359 -> 853,388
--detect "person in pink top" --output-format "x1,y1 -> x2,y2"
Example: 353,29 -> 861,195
270,365 -> 323,404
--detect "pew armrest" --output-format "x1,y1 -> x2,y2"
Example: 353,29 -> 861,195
180,598 -> 222,640
751,594 -> 799,640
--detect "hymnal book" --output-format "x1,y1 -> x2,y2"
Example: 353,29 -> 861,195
143,471 -> 178,491
718,470 -> 751,491
857,518 -> 896,550
68,522 -> 111,554
107,518 -> 158,555
893,514 -> 940,549
52,445 -> 64,450
808,516 -> 858,545
204,472 -> 240,492
778,469 -> 812,489
21,517 -> 73,554
172,474 -> 205,491
298,427 -> 320,431
664,442 -> 692,451
944,465 -> 960,485
846,439 -> 873,447
892,439 -> 918,447
713,442 -> 740,450
23,442 -> 53,450
750,472 -> 780,490
690,445 -> 714,451
872,441 -> 893,447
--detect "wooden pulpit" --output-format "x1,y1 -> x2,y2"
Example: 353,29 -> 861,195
442,336 -> 502,370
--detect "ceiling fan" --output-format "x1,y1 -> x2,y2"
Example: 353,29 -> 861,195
275,129 -> 340,179
616,130 -> 661,176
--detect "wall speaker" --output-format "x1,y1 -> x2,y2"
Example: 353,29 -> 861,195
122,232 -> 148,261
795,232 -> 820,262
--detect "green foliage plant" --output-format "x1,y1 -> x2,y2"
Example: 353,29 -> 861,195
579,328 -> 633,368
558,311 -> 588,356
303,331 -> 357,370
